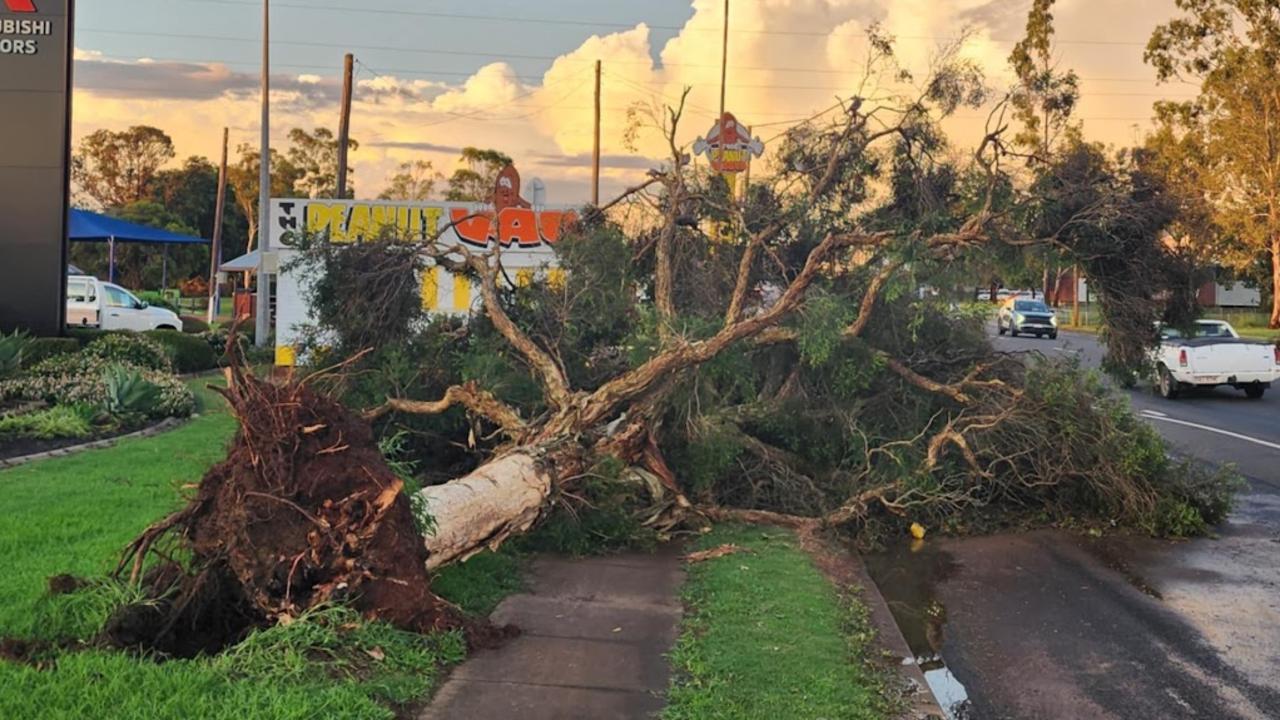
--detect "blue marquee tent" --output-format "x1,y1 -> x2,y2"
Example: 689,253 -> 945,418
69,208 -> 209,285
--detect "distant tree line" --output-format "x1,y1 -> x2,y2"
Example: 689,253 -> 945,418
69,123 -> 510,293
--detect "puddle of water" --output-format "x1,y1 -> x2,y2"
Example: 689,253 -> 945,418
864,541 -> 974,720
1079,536 -> 1164,600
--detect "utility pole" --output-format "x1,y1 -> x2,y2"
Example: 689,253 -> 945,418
208,127 -> 229,324
592,59 -> 601,206
336,53 -> 354,200
718,0 -> 729,146
1072,263 -> 1081,327
255,0 -> 271,347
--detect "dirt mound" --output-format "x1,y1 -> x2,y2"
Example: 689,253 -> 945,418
107,362 -> 466,657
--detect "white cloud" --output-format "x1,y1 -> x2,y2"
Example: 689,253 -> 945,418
72,0 -> 1181,203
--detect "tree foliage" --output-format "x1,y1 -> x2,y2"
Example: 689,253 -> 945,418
1147,0 -> 1280,326
379,160 -> 441,202
74,126 -> 176,209
286,127 -> 359,200
445,148 -> 513,202
287,30 -> 1234,552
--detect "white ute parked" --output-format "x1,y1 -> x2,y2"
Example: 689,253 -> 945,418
66,275 -> 182,332
1154,320 -> 1280,400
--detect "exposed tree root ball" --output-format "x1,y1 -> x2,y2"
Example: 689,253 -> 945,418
107,365 -> 467,657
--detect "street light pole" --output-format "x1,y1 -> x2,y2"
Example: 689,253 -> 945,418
254,0 -> 271,347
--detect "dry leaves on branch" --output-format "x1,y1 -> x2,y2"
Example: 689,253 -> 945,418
684,543 -> 752,564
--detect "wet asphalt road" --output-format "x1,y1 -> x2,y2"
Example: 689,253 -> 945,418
871,328 -> 1280,720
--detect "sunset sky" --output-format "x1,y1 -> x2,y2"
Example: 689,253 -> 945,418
72,0 -> 1200,204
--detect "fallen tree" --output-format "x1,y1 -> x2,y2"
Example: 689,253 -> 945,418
110,33 -> 1235,650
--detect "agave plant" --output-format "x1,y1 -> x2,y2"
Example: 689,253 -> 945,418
102,365 -> 163,418
0,330 -> 29,380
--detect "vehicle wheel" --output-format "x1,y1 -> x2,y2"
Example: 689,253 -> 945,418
1010,327 -> 1019,337
1157,366 -> 1180,400
1049,331 -> 1058,340
1244,385 -> 1266,400
156,325 -> 178,331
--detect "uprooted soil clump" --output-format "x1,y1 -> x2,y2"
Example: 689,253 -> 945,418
106,364 -> 466,657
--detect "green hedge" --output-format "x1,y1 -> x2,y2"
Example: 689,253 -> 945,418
67,328 -> 116,347
180,315 -> 210,334
22,338 -> 80,367
145,330 -> 219,373
134,291 -> 179,312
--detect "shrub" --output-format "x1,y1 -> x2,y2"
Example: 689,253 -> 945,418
180,315 -> 210,334
68,328 -> 114,347
0,404 -> 94,440
84,333 -> 172,373
22,337 -> 81,367
134,291 -> 179,312
203,326 -> 254,361
1,354 -> 195,419
146,330 -> 219,373
102,366 -> 163,418
0,330 -> 29,379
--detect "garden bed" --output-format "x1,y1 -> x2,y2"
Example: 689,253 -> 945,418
0,417 -> 181,463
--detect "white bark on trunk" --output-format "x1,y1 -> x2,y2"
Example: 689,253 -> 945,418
416,453 -> 551,570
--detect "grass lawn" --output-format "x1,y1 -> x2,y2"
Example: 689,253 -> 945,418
664,525 -> 890,720
0,378 -> 520,720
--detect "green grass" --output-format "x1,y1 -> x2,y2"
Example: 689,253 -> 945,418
664,525 -> 889,720
0,377 -> 524,719
0,381 -> 236,637
431,548 -> 524,617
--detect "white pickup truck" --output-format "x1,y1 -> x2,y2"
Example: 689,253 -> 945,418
66,275 -> 183,332
1154,320 -> 1280,400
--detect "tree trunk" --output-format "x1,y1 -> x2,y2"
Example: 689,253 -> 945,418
416,453 -> 553,570
1271,236 -> 1280,329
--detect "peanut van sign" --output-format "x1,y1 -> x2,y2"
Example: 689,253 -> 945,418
267,165 -> 580,364
270,166 -> 577,251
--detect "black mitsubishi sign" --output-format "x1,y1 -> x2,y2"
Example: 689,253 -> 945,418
0,0 -> 73,336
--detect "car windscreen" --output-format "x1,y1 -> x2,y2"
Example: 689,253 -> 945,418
1194,323 -> 1231,338
1014,301 -> 1049,313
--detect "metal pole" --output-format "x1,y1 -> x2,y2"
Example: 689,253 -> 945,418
592,59 -> 601,206
208,127 -> 229,324
336,53 -> 353,200
108,236 -> 115,284
161,246 -> 168,290
255,0 -> 271,346
1071,263 -> 1080,327
719,0 -> 729,121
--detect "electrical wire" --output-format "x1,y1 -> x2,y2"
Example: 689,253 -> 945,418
179,0 -> 1150,47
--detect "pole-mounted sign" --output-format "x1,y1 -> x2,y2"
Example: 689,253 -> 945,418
0,0 -> 74,336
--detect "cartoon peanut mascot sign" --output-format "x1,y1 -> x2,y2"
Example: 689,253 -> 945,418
693,112 -> 765,178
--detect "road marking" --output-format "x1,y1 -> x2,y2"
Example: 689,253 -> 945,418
1138,410 -> 1280,451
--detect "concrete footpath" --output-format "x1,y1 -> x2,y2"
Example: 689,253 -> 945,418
421,548 -> 685,720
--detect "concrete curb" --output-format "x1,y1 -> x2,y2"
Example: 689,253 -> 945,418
848,553 -> 946,720
793,530 -> 945,719
0,416 -> 192,470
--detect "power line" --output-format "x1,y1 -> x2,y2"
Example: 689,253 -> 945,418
77,46 -> 1191,100
179,0 -> 1149,47
77,27 -> 1162,79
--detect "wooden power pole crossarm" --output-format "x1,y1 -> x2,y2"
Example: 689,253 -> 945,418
337,53 -> 354,200
208,127 -> 229,324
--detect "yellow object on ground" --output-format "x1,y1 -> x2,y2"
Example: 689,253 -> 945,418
275,345 -> 297,367
910,522 -> 927,540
